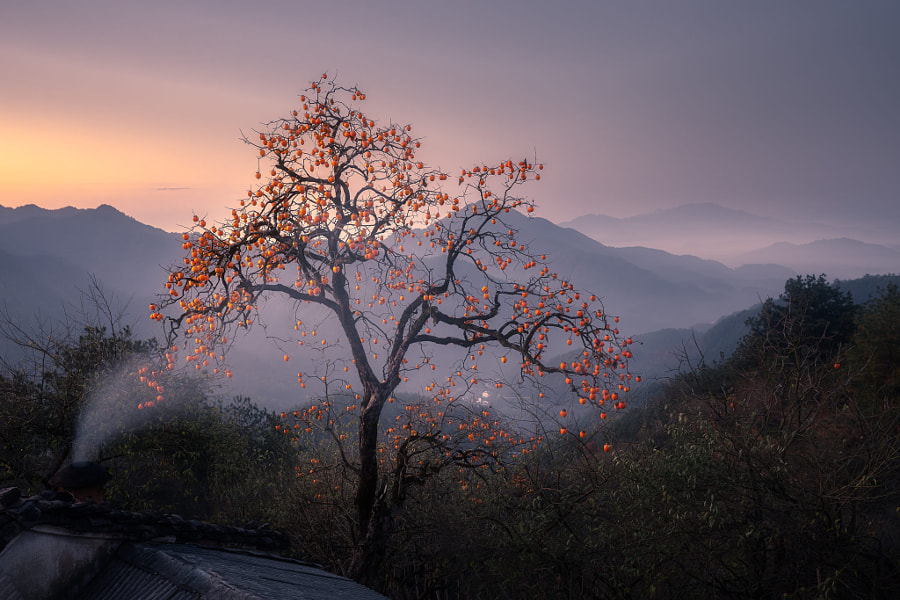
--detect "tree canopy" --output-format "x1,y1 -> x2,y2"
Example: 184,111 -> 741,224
150,73 -> 635,580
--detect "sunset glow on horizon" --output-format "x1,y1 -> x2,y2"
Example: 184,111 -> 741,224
2,1 -> 898,233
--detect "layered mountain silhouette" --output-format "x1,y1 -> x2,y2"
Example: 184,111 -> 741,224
560,203 -> 900,273
483,209 -> 794,334
0,202 -> 893,407
732,238 -> 900,280
0,204 -> 181,339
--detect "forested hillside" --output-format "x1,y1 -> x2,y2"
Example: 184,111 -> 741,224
3,274 -> 898,598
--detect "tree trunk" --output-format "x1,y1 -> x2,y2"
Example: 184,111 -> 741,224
356,396 -> 381,536
349,498 -> 394,588
348,388 -> 391,585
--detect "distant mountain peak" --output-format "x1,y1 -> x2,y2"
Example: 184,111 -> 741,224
753,237 -> 895,252
0,203 -> 161,233
631,203 -> 788,227
0,203 -> 80,224
553,201 -> 871,267
734,237 -> 900,280
649,201 -> 727,214
560,202 -> 781,230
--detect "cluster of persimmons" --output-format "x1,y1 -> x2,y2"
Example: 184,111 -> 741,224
145,73 -> 635,472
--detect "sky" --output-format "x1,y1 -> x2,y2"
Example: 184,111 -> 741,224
1,0 -> 898,233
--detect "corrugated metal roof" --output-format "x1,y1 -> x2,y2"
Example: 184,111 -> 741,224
73,542 -> 389,600
3,490 -> 387,600
75,557 -> 201,600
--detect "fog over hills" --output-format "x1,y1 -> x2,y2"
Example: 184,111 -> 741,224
0,202 -> 893,408
0,205 -> 181,336
560,203 -> 900,274
492,210 -> 793,334
733,238 -> 900,280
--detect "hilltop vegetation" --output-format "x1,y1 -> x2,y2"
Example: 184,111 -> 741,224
629,273 -> 900,380
2,273 -> 898,598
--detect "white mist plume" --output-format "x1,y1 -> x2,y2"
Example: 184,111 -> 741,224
72,356 -> 167,463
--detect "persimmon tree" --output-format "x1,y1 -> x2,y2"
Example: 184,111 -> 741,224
150,73 -> 635,582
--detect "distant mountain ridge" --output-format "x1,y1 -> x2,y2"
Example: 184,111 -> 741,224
0,202 -> 890,408
559,203 -> 899,275
568,202 -> 784,230
733,238 -> 900,280
0,203 -> 94,225
559,203 -> 814,257
0,204 -> 182,313
485,209 -> 794,334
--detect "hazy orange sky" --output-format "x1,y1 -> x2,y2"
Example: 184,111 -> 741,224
2,0 -> 898,233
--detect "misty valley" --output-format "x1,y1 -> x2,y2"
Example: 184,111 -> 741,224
2,201 -> 899,599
